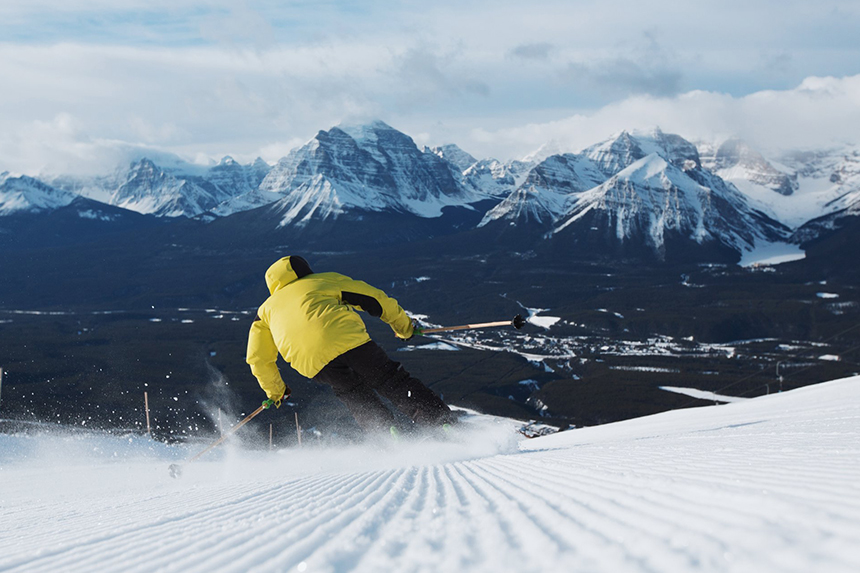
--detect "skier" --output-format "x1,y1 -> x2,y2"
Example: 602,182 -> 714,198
246,255 -> 453,435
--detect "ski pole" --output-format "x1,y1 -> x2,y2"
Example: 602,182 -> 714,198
169,404 -> 266,478
418,314 -> 527,334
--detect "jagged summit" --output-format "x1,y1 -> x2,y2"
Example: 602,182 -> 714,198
479,129 -> 788,259
425,144 -> 478,172
256,121 -> 485,226
482,128 -> 701,229
44,155 -> 273,218
0,173 -> 77,215
479,153 -> 605,227
522,139 -> 566,164
107,158 -> 234,217
700,139 -> 797,196
583,128 -> 701,177
551,152 -> 787,257
698,141 -> 860,229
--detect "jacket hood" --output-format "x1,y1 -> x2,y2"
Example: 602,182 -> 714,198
264,256 -> 313,295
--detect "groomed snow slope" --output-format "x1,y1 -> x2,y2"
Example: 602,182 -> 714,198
2,377 -> 859,573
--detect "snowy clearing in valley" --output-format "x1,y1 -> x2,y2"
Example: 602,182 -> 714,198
738,241 -> 806,267
1,377 -> 859,572
659,385 -> 750,403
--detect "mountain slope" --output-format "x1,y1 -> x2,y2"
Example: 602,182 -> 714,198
790,213 -> 860,280
0,173 -> 77,215
425,143 -> 478,172
109,159 -> 221,217
2,377 -> 857,572
427,144 -> 528,200
48,156 -> 272,219
700,139 -> 798,197
256,122 -> 483,227
583,128 -> 702,177
479,153 -> 605,227
0,195 -> 162,249
550,154 -> 788,259
697,142 -> 860,230
477,129 -> 790,261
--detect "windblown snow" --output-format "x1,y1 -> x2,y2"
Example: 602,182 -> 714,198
2,377 -> 859,572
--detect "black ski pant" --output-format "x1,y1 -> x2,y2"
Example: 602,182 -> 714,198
313,340 -> 451,434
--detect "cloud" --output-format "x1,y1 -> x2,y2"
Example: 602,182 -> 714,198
465,74 -> 860,160
4,73 -> 860,175
0,113 -> 170,176
198,4 -> 276,51
393,46 -> 491,102
126,117 -> 186,145
1,2 -> 859,173
254,137 -> 314,164
559,30 -> 685,99
565,58 -> 683,99
509,43 -> 554,61
0,41 -> 392,173
760,51 -> 793,75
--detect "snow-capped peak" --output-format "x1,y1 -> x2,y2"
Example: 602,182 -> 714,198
700,139 -> 797,196
337,119 -> 393,140
424,144 -> 478,173
257,122 -> 483,226
697,140 -> 860,229
479,153 -> 605,227
0,173 -> 77,215
336,120 -> 403,167
522,139 -> 567,164
551,152 -> 788,257
583,128 -> 701,178
581,131 -> 644,176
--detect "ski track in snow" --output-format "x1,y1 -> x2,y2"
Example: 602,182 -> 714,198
2,379 -> 860,573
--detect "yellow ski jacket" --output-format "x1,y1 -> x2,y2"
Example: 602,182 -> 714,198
246,256 -> 415,400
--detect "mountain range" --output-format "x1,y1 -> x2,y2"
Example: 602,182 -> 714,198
2,121 -> 858,263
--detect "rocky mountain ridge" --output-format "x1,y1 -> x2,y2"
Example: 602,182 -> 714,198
3,122 -> 858,262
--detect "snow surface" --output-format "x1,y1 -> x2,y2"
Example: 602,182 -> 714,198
693,140 -> 860,237
738,241 -> 806,267
398,342 -> 461,352
552,152 -> 786,255
0,173 -> 77,214
527,315 -> 560,329
2,378 -> 859,572
517,304 -> 562,330
659,386 -> 749,403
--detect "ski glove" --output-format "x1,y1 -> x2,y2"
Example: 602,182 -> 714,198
262,387 -> 291,409
405,323 -> 424,341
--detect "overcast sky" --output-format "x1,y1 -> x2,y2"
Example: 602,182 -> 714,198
1,0 -> 859,174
